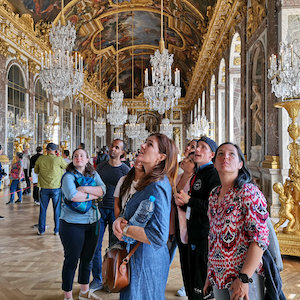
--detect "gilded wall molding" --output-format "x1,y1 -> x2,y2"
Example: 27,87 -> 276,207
247,0 -> 266,39
0,0 -> 108,108
185,0 -> 247,109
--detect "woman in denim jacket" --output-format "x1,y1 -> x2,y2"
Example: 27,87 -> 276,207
60,148 -> 106,300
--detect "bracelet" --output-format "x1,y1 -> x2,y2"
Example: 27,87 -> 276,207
86,193 -> 90,200
123,225 -> 129,236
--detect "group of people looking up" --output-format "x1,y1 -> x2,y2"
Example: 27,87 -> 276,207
2,133 -> 284,300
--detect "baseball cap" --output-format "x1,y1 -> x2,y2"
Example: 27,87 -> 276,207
198,136 -> 217,153
46,143 -> 57,151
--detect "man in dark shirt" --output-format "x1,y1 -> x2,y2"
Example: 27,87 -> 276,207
91,139 -> 130,292
29,146 -> 43,205
175,137 -> 220,300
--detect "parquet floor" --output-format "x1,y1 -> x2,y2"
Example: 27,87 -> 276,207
0,187 -> 300,300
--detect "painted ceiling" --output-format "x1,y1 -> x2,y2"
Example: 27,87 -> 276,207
9,0 -> 217,101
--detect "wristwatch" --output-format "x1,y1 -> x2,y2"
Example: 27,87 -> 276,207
123,225 -> 130,236
238,273 -> 253,283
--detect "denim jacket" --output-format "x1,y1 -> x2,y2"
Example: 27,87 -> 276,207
60,170 -> 106,224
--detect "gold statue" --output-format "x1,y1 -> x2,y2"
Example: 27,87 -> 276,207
273,182 -> 296,233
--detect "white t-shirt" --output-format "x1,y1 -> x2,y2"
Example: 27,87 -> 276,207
114,175 -> 138,210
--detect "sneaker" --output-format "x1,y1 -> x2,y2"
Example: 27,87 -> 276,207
15,199 -> 22,203
37,230 -> 45,235
176,286 -> 186,297
78,290 -> 102,300
6,201 -> 14,205
0,216 -> 4,220
34,200 -> 40,205
89,280 -> 103,293
54,232 -> 59,236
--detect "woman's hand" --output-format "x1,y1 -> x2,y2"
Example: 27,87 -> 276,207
229,278 -> 249,300
77,186 -> 86,193
113,217 -> 128,240
203,276 -> 212,296
174,190 -> 190,206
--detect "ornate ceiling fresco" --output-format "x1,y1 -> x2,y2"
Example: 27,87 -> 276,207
8,0 -> 217,106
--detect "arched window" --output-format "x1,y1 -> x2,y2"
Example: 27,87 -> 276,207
62,97 -> 72,148
75,101 -> 82,148
7,65 -> 26,159
85,105 -> 92,155
197,97 -> 201,119
210,75 -> 216,123
201,91 -> 205,117
218,59 -> 226,144
229,32 -> 241,145
35,80 -> 48,147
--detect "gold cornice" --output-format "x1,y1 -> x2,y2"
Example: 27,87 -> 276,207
0,0 -> 107,108
185,0 -> 246,109
0,39 -> 8,56
28,59 -> 38,74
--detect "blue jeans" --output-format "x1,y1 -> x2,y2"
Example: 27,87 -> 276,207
39,188 -> 61,234
92,208 -> 118,283
10,179 -> 22,202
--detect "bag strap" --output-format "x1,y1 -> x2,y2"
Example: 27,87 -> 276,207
122,242 -> 141,265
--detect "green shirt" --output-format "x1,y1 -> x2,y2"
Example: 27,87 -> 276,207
34,154 -> 67,189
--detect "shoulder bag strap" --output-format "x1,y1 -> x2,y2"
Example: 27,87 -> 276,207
122,242 -> 141,264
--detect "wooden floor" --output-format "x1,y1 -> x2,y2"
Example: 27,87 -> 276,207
0,187 -> 300,300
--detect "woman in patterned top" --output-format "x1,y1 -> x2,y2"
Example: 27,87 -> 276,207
6,152 -> 24,204
203,142 -> 269,300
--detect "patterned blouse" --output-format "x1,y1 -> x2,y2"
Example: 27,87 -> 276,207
10,160 -> 24,180
207,183 -> 269,289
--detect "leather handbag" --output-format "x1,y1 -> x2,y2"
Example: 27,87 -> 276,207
102,242 -> 140,293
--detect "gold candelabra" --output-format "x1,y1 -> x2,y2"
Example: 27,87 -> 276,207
60,141 -> 68,153
43,140 -> 51,154
273,99 -> 300,256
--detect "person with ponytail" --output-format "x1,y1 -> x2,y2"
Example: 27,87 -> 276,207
113,133 -> 178,300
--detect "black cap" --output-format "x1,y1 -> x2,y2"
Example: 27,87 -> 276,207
46,143 -> 57,151
198,136 -> 217,153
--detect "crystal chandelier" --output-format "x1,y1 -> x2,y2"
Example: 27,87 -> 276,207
114,127 -> 123,140
186,115 -> 209,139
135,123 -> 149,146
107,90 -> 128,126
126,114 -> 141,139
143,0 -> 181,115
40,1 -> 84,100
268,39 -> 300,100
94,116 -> 106,137
160,117 -> 173,138
7,111 -> 34,139
107,1 -> 128,126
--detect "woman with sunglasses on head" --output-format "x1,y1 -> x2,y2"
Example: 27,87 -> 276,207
59,148 -> 106,300
203,142 -> 269,300
113,133 -> 178,300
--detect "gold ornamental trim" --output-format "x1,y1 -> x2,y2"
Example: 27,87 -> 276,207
277,232 -> 300,257
185,0 -> 247,109
262,155 -> 280,169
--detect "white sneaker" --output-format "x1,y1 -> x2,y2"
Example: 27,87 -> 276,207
176,286 -> 186,297
78,290 -> 102,300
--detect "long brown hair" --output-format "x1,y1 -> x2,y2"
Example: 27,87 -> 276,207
66,148 -> 95,176
136,133 -> 178,192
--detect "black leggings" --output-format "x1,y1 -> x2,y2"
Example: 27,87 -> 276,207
59,219 -> 100,291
